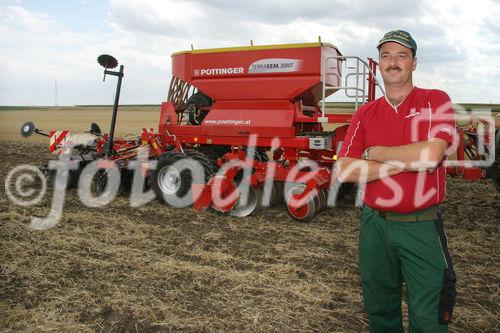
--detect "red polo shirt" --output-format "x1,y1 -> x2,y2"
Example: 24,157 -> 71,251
338,87 -> 456,213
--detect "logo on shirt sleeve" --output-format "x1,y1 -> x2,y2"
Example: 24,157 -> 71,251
440,128 -> 453,135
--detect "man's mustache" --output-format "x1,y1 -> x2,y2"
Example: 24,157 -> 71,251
386,67 -> 402,71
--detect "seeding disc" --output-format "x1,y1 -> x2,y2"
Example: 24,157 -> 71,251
230,183 -> 263,217
211,179 -> 239,213
20,121 -> 35,138
285,185 -> 318,222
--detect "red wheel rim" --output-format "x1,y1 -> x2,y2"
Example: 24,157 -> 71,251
287,194 -> 311,220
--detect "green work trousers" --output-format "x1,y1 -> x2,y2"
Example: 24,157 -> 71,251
359,206 -> 456,333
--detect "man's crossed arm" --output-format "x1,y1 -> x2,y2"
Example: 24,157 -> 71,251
336,138 -> 448,183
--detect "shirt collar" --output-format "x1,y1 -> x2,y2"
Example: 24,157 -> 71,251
384,86 -> 417,114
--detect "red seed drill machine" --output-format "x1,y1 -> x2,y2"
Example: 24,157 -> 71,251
145,41 -> 386,221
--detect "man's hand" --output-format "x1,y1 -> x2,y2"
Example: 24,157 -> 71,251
365,138 -> 448,171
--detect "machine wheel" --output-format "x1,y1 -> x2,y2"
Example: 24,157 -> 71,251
47,161 -> 82,189
317,188 -> 328,212
151,150 -> 213,205
184,149 -> 215,177
186,92 -> 212,125
151,152 -> 191,204
198,145 -> 231,171
82,168 -> 127,197
230,181 -> 263,217
285,184 -> 321,223
50,169 -> 80,189
89,169 -> 109,196
118,169 -> 134,193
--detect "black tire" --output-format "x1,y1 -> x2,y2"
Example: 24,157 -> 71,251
184,149 -> 215,179
84,168 -> 127,197
118,169 -> 134,194
186,92 -> 212,125
198,145 -> 231,171
47,161 -> 82,189
151,150 -> 214,205
89,169 -> 108,196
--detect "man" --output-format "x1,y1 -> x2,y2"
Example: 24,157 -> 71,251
336,30 -> 457,333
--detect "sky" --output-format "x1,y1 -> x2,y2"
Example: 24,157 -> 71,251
0,0 -> 499,106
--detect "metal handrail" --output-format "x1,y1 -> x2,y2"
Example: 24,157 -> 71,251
320,56 -> 385,121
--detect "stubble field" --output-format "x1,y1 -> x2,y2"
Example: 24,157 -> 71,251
0,107 -> 498,332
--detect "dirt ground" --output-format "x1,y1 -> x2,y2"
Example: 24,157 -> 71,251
0,105 -> 499,332
0,139 -> 498,332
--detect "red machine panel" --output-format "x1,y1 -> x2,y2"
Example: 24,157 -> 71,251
199,100 -> 295,138
171,43 -> 342,104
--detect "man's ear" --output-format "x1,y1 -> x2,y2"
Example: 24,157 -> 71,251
412,56 -> 417,71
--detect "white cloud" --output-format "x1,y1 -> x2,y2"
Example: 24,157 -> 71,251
412,0 -> 500,102
0,5 -> 53,33
0,0 -> 499,105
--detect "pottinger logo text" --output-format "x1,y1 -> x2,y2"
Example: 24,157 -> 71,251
194,67 -> 244,76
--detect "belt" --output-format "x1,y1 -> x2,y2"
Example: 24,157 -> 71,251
367,205 -> 440,222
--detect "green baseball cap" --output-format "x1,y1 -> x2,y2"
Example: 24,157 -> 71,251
377,30 -> 417,55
